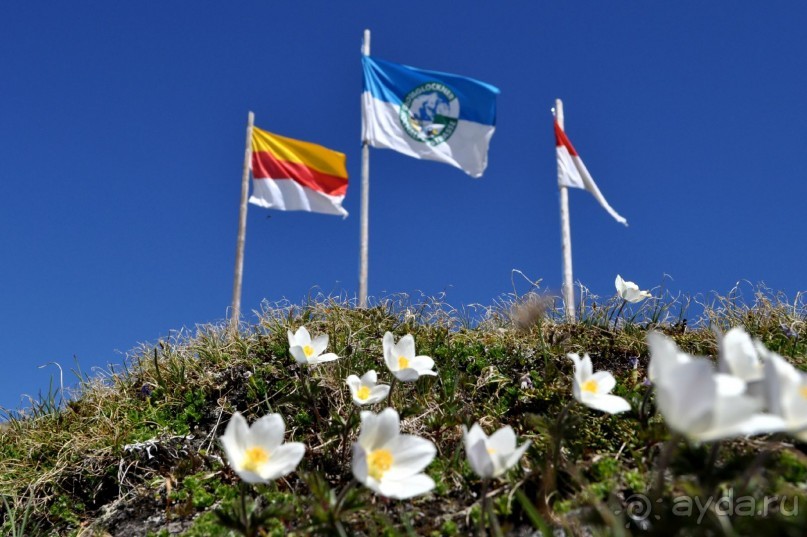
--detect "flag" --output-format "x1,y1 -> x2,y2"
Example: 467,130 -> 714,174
250,127 -> 349,217
362,56 -> 499,178
555,120 -> 627,225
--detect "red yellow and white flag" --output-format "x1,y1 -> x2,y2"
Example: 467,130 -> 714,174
555,120 -> 626,225
250,127 -> 349,217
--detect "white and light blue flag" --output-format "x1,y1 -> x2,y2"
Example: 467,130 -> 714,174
361,56 -> 499,178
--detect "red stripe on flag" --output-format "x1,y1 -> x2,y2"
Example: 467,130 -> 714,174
554,120 -> 578,156
252,151 -> 348,196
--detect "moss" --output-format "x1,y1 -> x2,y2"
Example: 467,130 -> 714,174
773,450 -> 807,484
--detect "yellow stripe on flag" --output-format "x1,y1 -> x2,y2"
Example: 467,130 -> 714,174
252,127 -> 347,178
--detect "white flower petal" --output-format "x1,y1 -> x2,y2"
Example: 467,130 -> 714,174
220,412 -> 250,467
713,373 -> 747,397
309,352 -> 339,365
346,375 -> 362,392
647,331 -> 693,384
655,359 -> 716,434
589,371 -> 616,394
580,354 -> 593,379
377,474 -> 435,499
351,443 -> 369,483
396,334 -> 416,360
293,326 -> 311,346
368,385 -> 390,403
409,355 -> 435,373
467,437 -> 495,479
487,426 -> 517,453
582,393 -> 631,414
462,424 -> 487,451
615,274 -> 625,295
720,327 -> 763,382
383,332 -> 397,370
358,408 -> 399,450
289,346 -> 309,365
249,413 -> 285,451
259,442 -> 305,480
394,368 -> 420,382
311,334 -> 329,356
502,440 -> 531,477
361,370 -> 378,385
234,468 -> 267,484
383,434 -> 437,479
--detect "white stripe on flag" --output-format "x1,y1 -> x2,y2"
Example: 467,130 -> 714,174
250,178 -> 348,217
557,145 -> 627,226
362,92 -> 495,178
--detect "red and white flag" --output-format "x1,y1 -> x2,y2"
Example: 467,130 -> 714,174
555,120 -> 627,226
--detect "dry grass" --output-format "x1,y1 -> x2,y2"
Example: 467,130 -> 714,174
0,285 -> 805,536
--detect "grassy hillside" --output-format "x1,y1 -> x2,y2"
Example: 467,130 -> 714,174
1,286 -> 806,536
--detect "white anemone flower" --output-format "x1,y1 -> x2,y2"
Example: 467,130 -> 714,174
346,370 -> 390,406
647,332 -> 784,443
569,353 -> 631,414
615,274 -> 652,303
352,408 -> 436,499
288,326 -> 339,366
220,412 -> 305,484
759,343 -> 807,441
383,332 -> 437,382
462,423 -> 531,479
718,327 -> 765,383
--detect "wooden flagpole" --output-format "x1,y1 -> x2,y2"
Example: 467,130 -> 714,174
556,99 -> 576,323
231,110 -> 254,329
358,29 -> 371,308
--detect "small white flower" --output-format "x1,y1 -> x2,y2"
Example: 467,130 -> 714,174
462,423 -> 530,479
383,332 -> 437,382
759,343 -> 807,441
288,326 -> 339,366
352,408 -> 436,499
219,412 -> 305,484
346,370 -> 390,406
615,274 -> 652,303
647,332 -> 784,443
569,353 -> 631,414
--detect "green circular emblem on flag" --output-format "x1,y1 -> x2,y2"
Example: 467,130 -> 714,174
398,82 -> 459,146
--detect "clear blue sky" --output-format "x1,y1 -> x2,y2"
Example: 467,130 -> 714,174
2,2 -> 806,411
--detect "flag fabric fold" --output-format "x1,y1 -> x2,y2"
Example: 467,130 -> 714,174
362,56 -> 499,178
555,120 -> 627,226
250,127 -> 349,217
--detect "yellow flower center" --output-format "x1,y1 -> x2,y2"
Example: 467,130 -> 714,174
487,447 -> 496,455
367,449 -> 394,480
356,386 -> 371,401
800,386 -> 807,399
303,345 -> 314,358
241,446 -> 270,473
582,379 -> 599,393
398,356 -> 410,369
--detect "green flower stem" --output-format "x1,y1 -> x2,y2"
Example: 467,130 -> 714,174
610,298 -> 627,330
638,384 -> 654,425
334,478 -> 357,515
300,366 -> 325,429
239,482 -> 257,537
386,377 -> 398,406
477,478 -> 489,537
652,433 -> 682,501
341,404 -> 358,461
543,400 -> 576,511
